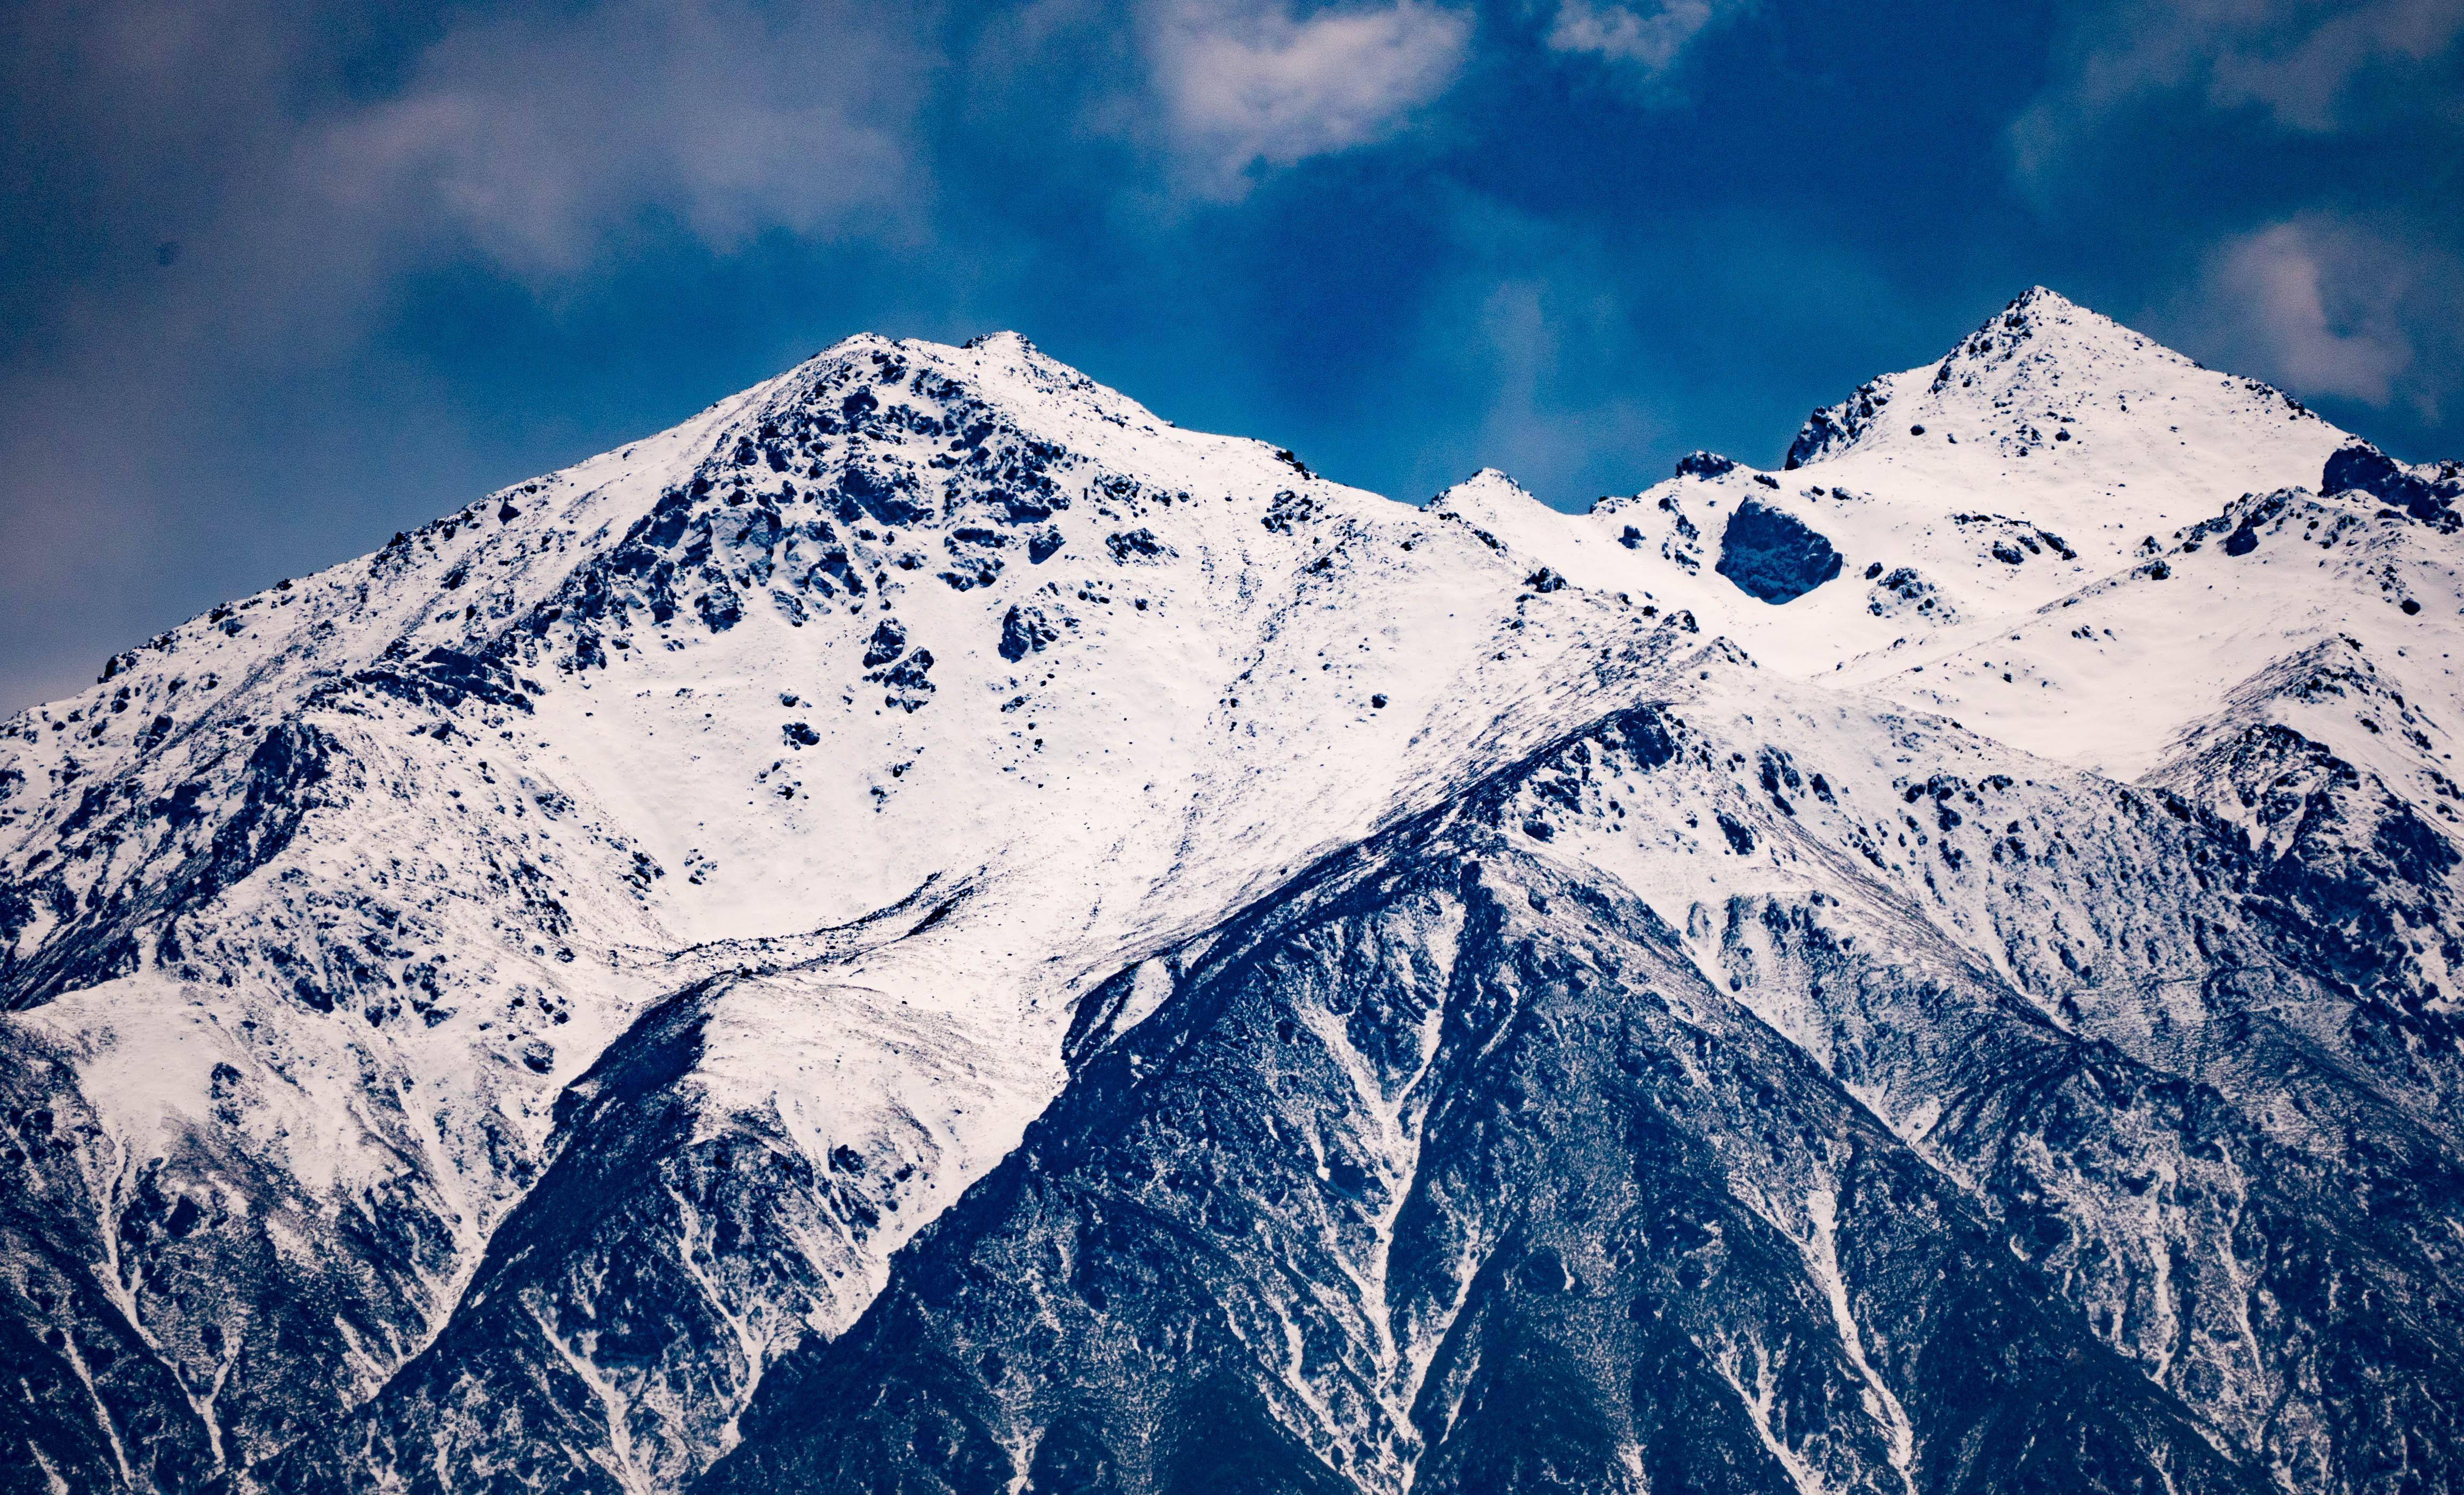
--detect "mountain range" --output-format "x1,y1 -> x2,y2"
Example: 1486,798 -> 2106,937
5,288 -> 2462,1494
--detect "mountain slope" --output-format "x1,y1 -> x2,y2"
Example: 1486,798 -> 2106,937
702,660 -> 2464,1495
0,332 -> 1682,1492
3,292 -> 2460,1495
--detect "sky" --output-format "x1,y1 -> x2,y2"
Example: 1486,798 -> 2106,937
3,0 -> 2460,711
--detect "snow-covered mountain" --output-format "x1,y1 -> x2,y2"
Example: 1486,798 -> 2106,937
4,290 -> 2460,1495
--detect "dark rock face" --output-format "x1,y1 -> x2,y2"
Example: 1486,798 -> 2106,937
669,682 -> 2464,1495
0,1024 -> 469,1491
1785,381 -> 1890,468
861,620 -> 906,668
1106,528 -> 1174,564
871,649 -> 936,712
253,978 -> 826,1495
254,881 -> 977,1495
698,691 -> 2461,1494
1865,565 -> 1952,622
999,605 -> 1061,662
1,720 -> 341,1012
7,314 -> 2463,1495
1715,500 -> 1842,604
543,341 -> 1089,666
2322,441 -> 2464,530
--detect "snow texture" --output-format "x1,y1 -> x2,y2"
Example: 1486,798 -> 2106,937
3,294 -> 2461,1495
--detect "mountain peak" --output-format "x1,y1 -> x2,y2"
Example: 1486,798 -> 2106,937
8,282 -> 2464,1495
1933,284 -> 2147,378
1781,286 -> 2337,502
1424,468 -> 1574,560
708,328 -> 1191,501
1785,287 -> 2143,468
1437,467 -> 1531,502
2009,282 -> 2085,316
961,329 -> 1037,355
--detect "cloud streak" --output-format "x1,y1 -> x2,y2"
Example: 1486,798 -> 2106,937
1149,0 -> 1472,188
0,0 -> 940,707
2013,0 -> 2464,180
309,0 -> 930,279
2213,222 -> 2409,405
1544,0 -> 1742,79
2188,216 -> 2460,418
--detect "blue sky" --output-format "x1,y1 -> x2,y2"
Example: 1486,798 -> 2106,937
3,0 -> 2460,708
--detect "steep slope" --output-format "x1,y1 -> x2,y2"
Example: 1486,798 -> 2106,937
703,660 -> 2464,1495
1432,289 -> 2366,723
4,291 -> 2461,1495
0,332 -> 1681,1493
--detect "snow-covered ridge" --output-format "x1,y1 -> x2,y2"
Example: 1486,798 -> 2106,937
0,319 -> 1693,1492
3,289 -> 2460,1495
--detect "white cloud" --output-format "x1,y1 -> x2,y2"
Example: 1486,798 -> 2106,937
1461,274 -> 1662,488
2205,0 -> 2464,128
0,0 -> 940,708
2014,0 -> 2464,180
1151,0 -> 1472,187
309,0 -> 930,279
2213,222 -> 2408,404
2189,217 -> 2464,416
1545,0 -> 1734,77
1400,195 -> 1675,503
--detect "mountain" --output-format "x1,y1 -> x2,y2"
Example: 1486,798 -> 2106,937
3,292 -> 2460,1495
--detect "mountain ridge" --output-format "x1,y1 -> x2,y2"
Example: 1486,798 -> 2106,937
4,289 -> 2461,1495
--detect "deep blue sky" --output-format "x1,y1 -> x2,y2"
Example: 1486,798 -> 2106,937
4,0 -> 2460,708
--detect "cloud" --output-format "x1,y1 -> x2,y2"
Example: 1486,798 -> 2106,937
2212,222 -> 2409,404
2203,0 -> 2464,128
307,0 -> 929,279
1459,273 -> 1666,490
1149,0 -> 1472,187
1396,195 -> 1677,504
2,0 -> 935,331
1544,0 -> 1738,78
2188,217 -> 2462,418
0,0 -> 940,709
2014,0 -> 2464,180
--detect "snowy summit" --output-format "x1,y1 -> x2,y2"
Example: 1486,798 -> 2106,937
4,292 -> 2463,1495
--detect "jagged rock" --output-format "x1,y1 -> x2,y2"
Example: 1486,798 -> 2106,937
3,296 -> 2460,1495
1715,499 -> 1842,603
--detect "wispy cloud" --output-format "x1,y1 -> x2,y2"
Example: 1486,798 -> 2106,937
2184,216 -> 2461,418
2013,0 -> 2464,181
308,0 -> 930,279
0,0 -> 941,707
1399,195 -> 1676,503
1459,273 -> 1668,493
1543,0 -> 1742,79
2212,222 -> 2410,404
1149,0 -> 1472,188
